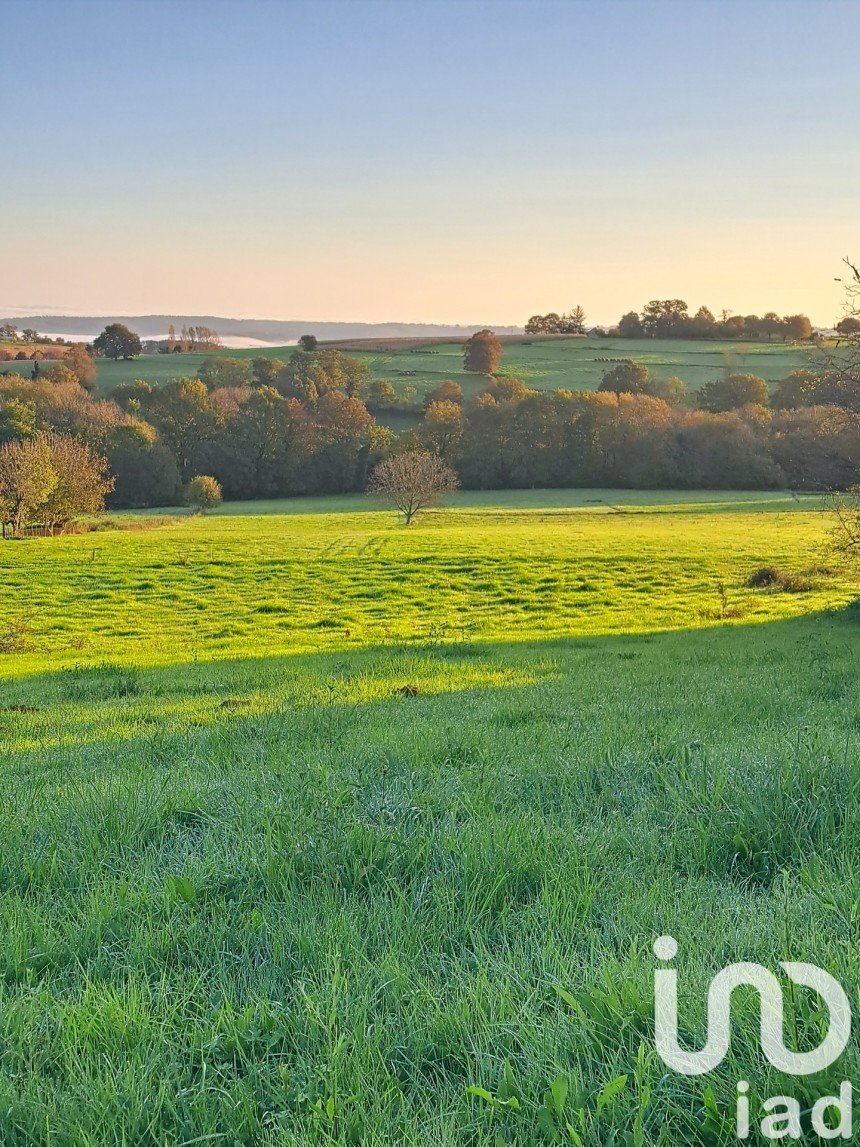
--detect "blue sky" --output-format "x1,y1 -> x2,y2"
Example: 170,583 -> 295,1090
3,0 -> 859,324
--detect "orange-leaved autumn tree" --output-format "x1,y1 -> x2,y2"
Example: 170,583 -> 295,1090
463,329 -> 502,375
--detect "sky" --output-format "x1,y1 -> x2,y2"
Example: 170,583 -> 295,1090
2,0 -> 859,326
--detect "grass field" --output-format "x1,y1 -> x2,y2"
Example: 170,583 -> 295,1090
69,337 -> 816,403
0,490 -> 858,1143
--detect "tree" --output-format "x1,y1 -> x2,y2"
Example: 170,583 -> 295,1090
463,329 -> 502,375
770,370 -> 820,411
298,335 -> 318,352
41,433 -> 114,534
64,344 -> 97,389
690,306 -> 717,338
425,380 -> 463,407
197,356 -> 251,389
698,373 -> 769,412
307,391 -> 375,492
252,357 -> 285,388
760,312 -> 784,341
0,398 -> 37,444
93,323 -> 142,361
561,305 -> 586,334
134,378 -> 220,474
651,376 -> 687,406
598,360 -> 653,394
417,401 -> 463,463
771,406 -> 860,491
783,314 -> 813,341
106,422 -> 183,508
217,387 -> 301,498
617,311 -> 644,338
367,451 -> 458,525
364,379 -> 397,411
641,299 -> 689,337
836,317 -> 860,337
0,436 -> 57,536
185,474 -> 222,513
830,489 -> 860,559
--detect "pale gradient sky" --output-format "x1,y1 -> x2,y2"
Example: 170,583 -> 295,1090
3,0 -> 859,326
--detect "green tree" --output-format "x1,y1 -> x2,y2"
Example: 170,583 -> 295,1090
0,398 -> 37,444
617,311 -> 644,337
698,373 -> 769,412
185,474 -> 222,513
0,436 -> 57,536
197,356 -> 251,389
364,379 -> 397,411
136,378 -> 220,474
106,422 -> 183,508
641,299 -> 689,338
41,433 -> 114,534
598,360 -> 653,394
298,334 -> 318,352
251,357 -> 285,388
93,323 -> 142,361
42,363 -> 81,388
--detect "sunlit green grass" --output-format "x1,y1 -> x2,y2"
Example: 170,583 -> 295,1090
0,491 -> 857,1144
0,490 -> 847,675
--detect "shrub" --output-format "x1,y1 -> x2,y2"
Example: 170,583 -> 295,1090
746,566 -> 814,593
185,475 -> 223,513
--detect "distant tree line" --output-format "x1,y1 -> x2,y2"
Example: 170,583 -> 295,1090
0,307 -> 858,532
525,306 -> 587,335
527,300 -> 816,341
164,324 -> 222,353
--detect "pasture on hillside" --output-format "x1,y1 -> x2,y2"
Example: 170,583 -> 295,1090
0,490 -> 858,1144
80,337 -> 815,403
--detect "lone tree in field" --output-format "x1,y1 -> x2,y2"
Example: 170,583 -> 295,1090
93,323 -> 142,361
185,474 -> 222,513
367,451 -> 458,525
463,329 -> 502,375
298,334 -> 318,352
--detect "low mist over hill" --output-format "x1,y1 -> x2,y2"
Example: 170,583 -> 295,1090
2,314 -> 524,346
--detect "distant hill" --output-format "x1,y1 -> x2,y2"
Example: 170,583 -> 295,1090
1,315 -> 523,345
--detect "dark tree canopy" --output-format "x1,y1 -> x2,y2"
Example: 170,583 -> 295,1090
598,360 -> 653,395
93,324 -> 142,361
698,373 -> 769,413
